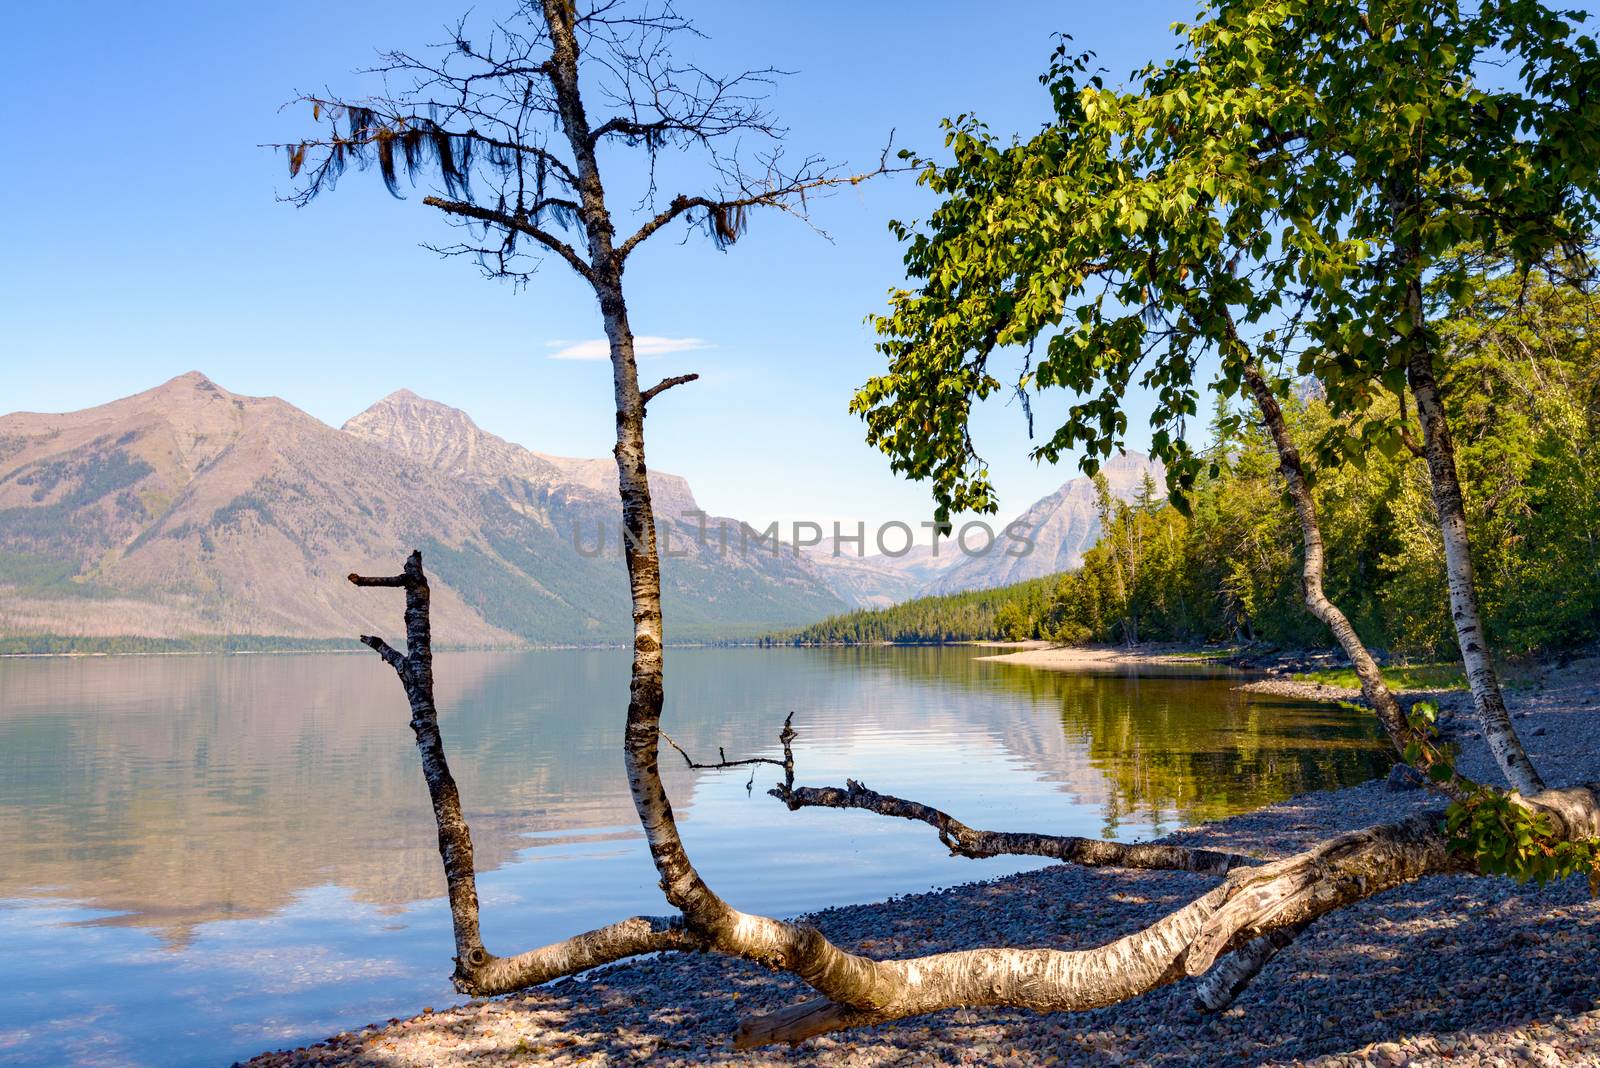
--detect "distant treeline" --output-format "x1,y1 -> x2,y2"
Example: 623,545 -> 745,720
0,634 -> 365,656
781,271 -> 1600,657
771,575 -> 1067,646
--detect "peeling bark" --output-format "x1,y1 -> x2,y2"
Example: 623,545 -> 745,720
1388,199 -> 1544,796
737,813 -> 1466,1047
1192,919 -> 1312,1013
1406,336 -> 1547,795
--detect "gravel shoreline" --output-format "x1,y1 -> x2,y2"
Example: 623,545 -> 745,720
241,653 -> 1600,1068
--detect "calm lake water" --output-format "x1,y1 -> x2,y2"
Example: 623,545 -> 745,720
0,647 -> 1388,1067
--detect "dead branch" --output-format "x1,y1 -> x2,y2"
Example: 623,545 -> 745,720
640,372 -> 699,406
736,811 -> 1465,1047
1192,919 -> 1313,1012
660,711 -> 791,791
779,778 -> 1252,875
615,140 -> 905,261
421,196 -> 596,282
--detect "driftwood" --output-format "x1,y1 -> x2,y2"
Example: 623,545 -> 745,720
777,779 -> 1252,875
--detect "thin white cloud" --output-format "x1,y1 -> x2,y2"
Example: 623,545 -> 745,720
545,336 -> 710,360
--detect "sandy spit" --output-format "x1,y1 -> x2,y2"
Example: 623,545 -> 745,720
976,642 -> 1231,670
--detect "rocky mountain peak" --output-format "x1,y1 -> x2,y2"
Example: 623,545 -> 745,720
166,370 -> 225,391
343,389 -> 500,477
344,389 -> 702,517
915,450 -> 1164,596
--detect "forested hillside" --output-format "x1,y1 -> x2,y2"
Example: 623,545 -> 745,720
785,268 -> 1600,656
774,574 -> 1065,645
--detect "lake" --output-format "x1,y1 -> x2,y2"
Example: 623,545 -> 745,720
0,647 -> 1388,1067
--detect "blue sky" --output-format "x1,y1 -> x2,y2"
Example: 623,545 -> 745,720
5,1 -> 1213,534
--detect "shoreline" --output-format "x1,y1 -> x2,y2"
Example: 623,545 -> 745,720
977,641 -> 1235,670
241,653 -> 1600,1067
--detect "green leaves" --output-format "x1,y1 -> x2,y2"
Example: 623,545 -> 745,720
1447,789 -> 1600,891
861,0 -> 1600,526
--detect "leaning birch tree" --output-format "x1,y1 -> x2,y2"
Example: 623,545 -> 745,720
292,0 -> 1600,1050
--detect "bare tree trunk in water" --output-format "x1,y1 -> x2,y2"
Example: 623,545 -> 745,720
347,552 -> 706,996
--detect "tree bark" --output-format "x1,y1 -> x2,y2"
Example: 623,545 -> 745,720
541,0 -> 743,939
1191,919 -> 1311,1012
348,553 -> 487,981
1406,336 -> 1546,795
1200,304 -> 1468,798
1237,359 -> 1419,752
737,812 -> 1466,1046
1386,189 -> 1544,795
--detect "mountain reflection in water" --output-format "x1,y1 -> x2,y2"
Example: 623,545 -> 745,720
0,646 -> 1387,1067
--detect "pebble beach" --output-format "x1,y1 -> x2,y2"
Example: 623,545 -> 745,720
241,652 -> 1600,1068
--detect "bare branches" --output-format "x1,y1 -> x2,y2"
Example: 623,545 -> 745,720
347,570 -> 411,588
276,1 -> 899,289
617,141 -> 907,261
422,195 -> 595,281
640,372 -> 699,405
660,711 -> 792,792
661,735 -> 781,773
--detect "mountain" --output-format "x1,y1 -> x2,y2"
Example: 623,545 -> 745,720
794,452 -> 1165,605
799,541 -> 965,608
0,373 -> 846,648
920,451 -> 1164,595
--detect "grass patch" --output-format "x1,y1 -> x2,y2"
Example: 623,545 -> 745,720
1294,661 -> 1534,691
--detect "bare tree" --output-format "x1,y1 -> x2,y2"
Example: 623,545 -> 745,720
304,0 -> 1600,1051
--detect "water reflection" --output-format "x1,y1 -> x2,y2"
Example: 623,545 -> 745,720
0,648 -> 1388,940
0,647 -> 1389,1067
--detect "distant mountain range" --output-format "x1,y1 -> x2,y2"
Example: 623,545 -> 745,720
0,373 -> 1161,648
807,451 -> 1165,604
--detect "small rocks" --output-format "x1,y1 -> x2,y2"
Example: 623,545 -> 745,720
1369,1040 -> 1408,1066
